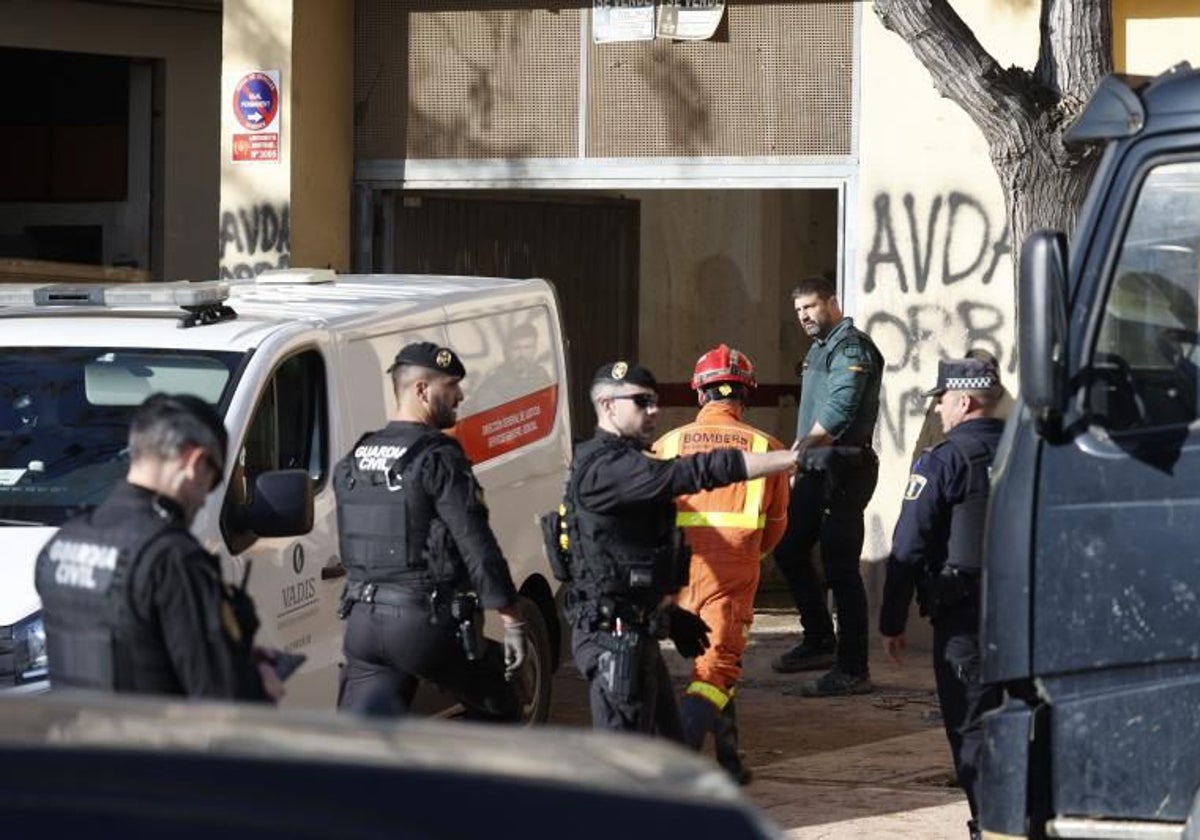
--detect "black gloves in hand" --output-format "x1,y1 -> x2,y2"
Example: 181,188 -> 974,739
503,621 -> 528,680
667,606 -> 711,659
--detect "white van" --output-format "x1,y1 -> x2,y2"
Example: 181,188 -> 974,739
0,271 -> 571,720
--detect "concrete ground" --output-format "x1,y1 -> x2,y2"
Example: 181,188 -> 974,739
548,608 -> 972,840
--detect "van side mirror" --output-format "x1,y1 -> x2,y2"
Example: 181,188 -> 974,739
1019,231 -> 1069,437
230,469 -> 314,545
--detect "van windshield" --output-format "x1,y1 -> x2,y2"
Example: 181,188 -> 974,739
0,347 -> 246,526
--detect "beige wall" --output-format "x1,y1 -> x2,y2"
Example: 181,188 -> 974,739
220,0 -> 352,279
1115,0 -> 1200,74
0,0 -> 221,281
629,189 -> 838,444
856,0 -> 1035,560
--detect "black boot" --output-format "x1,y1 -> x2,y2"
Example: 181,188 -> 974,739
714,699 -> 752,785
679,693 -> 719,751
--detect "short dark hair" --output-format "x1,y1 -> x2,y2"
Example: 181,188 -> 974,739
791,276 -> 836,301
700,383 -> 749,404
128,393 -> 227,472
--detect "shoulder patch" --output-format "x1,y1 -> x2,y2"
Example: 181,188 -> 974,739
903,474 -> 928,501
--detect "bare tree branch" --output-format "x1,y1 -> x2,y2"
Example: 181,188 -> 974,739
1035,0 -> 1113,110
873,0 -> 1035,143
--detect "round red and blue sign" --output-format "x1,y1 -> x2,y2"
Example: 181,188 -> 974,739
232,72 -> 279,132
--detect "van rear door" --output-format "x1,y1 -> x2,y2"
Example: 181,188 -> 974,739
1033,135 -> 1200,823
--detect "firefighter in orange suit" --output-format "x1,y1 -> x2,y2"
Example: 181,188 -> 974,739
653,345 -> 790,784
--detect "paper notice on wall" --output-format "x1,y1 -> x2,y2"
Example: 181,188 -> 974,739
657,0 -> 725,41
593,0 -> 656,44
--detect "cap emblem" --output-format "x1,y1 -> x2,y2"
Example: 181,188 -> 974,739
436,349 -> 453,369
612,361 -> 628,380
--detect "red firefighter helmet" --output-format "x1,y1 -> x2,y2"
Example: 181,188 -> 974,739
690,344 -> 757,391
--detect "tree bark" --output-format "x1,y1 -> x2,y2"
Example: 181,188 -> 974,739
873,0 -> 1112,260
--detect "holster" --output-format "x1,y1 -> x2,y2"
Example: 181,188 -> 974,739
931,568 -> 980,620
445,591 -> 484,661
596,628 -> 644,703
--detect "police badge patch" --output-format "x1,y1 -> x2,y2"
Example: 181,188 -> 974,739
904,474 -> 928,500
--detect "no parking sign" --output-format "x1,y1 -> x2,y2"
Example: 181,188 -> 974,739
231,70 -> 281,162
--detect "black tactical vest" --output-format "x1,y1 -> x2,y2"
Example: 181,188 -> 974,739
565,437 -> 686,608
945,432 -> 996,571
333,426 -> 459,587
35,502 -> 179,692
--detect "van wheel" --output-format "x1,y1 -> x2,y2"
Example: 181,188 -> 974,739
514,595 -> 552,725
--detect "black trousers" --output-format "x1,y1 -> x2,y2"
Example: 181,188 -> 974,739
338,600 -> 519,720
933,604 -> 1001,818
571,624 -> 685,742
772,454 -> 879,674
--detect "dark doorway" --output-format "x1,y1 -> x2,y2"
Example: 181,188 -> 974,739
383,192 -> 640,440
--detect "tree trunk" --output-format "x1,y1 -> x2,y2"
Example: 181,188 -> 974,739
873,0 -> 1111,267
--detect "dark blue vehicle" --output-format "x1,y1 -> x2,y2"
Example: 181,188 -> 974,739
983,64 -> 1200,840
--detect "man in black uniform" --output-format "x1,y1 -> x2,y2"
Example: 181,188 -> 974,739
555,361 -> 800,738
35,393 -> 273,700
878,357 -> 1006,840
335,342 -> 527,719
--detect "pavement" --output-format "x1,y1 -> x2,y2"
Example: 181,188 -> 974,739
550,607 -> 973,839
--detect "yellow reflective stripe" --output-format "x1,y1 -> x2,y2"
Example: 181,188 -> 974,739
685,680 -> 731,710
676,432 -> 771,530
677,511 -> 766,529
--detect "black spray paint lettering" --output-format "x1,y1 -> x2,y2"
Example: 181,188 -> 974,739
218,202 -> 291,279
865,191 -> 1010,294
865,301 -> 1011,375
874,383 -> 929,456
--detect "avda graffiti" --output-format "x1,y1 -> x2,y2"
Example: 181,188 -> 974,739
219,202 -> 290,279
865,191 -> 1010,294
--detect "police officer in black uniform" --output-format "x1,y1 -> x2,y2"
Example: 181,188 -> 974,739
551,361 -> 800,738
334,342 -> 527,719
35,393 -> 274,701
878,358 -> 1006,840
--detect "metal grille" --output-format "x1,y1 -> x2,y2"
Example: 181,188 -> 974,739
355,1 -> 581,159
587,2 -> 853,157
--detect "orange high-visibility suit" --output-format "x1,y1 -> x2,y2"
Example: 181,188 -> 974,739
654,401 -> 790,706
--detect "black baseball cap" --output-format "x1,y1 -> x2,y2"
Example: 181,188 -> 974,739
922,358 -> 999,397
593,360 -> 657,389
387,341 -> 466,379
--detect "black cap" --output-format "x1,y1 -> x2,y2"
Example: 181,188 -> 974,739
387,341 -> 466,379
922,357 -> 999,397
593,360 -> 657,389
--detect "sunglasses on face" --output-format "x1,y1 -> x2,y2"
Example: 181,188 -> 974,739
610,393 -> 659,409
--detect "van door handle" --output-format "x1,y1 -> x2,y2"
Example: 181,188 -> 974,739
321,562 -> 346,580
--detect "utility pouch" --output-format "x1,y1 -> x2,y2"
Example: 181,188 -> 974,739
540,507 -> 573,582
597,629 -> 643,703
671,528 -> 692,589
450,591 -> 484,661
932,570 -> 977,617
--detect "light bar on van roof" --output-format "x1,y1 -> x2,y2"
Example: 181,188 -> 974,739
255,268 -> 336,285
0,281 -> 229,309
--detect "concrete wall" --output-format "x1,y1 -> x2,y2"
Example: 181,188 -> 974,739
856,0 -> 1034,562
1115,0 -> 1200,74
220,0 -> 352,280
0,0 -> 221,281
630,189 -> 839,444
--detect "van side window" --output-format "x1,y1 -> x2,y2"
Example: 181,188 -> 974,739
223,350 -> 327,551
1091,160 -> 1200,430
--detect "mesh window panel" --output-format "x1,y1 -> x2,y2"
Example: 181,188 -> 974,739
587,2 -> 853,157
355,1 -> 580,159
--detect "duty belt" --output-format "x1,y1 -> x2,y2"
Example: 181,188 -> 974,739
345,581 -> 444,607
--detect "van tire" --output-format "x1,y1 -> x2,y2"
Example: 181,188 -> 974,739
515,595 -> 553,725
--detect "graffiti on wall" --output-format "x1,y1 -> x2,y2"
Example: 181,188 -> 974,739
219,202 -> 290,279
862,189 -> 1014,558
